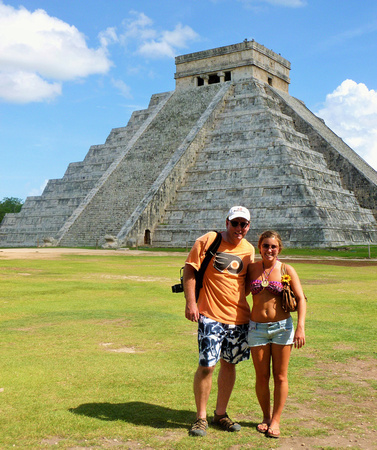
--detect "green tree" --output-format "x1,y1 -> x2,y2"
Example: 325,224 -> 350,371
0,197 -> 24,223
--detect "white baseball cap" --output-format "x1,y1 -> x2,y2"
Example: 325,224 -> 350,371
227,206 -> 250,222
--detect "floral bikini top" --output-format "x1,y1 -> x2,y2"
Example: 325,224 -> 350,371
250,279 -> 284,296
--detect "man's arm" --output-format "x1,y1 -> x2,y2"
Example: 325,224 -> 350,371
183,263 -> 200,322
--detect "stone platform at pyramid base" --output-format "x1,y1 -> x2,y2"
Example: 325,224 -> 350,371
151,222 -> 377,250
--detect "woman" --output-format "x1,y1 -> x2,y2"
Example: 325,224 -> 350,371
247,230 -> 306,439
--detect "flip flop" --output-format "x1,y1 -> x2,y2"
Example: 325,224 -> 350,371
256,423 -> 269,433
266,427 -> 280,439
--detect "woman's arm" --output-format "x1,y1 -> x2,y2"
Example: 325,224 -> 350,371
286,264 -> 307,348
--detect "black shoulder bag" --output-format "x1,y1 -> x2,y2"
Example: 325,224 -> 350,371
194,231 -> 222,301
171,231 -> 222,301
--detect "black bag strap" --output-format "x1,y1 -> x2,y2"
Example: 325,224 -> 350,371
195,231 -> 222,301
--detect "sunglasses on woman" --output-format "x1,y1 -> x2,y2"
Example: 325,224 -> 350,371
262,243 -> 279,249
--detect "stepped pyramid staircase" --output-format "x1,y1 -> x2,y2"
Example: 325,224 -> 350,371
0,91 -> 171,247
0,85 -> 229,247
1,40 -> 376,248
152,79 -> 377,247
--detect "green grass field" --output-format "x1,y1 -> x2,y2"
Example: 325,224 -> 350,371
0,251 -> 376,449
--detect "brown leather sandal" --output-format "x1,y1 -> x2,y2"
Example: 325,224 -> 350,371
266,427 -> 280,438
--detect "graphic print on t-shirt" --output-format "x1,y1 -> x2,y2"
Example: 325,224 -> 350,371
213,252 -> 243,274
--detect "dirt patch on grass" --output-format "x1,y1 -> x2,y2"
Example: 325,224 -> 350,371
324,358 -> 377,384
84,274 -> 173,283
95,318 -> 131,327
99,343 -> 144,353
280,257 -> 377,267
279,357 -> 377,449
0,248 -> 184,260
233,357 -> 376,449
278,432 -> 375,449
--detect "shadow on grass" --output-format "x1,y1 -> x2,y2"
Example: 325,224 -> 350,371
69,401 -> 194,429
69,402 -> 258,431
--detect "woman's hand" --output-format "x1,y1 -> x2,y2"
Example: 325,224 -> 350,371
293,325 -> 305,348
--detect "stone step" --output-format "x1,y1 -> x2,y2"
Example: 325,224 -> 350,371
150,79 -> 377,248
57,83 -> 225,247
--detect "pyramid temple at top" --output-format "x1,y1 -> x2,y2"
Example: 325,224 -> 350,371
1,40 -> 377,248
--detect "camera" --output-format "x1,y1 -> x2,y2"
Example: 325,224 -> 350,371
171,267 -> 184,293
171,282 -> 184,293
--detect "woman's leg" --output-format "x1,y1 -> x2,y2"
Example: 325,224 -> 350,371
251,345 -> 272,427
268,343 -> 292,435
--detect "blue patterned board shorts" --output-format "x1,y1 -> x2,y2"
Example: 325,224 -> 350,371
248,317 -> 295,347
198,314 -> 250,367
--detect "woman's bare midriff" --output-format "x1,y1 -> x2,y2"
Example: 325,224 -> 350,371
250,292 -> 291,323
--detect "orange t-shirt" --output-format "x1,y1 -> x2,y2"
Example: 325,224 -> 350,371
185,232 -> 255,325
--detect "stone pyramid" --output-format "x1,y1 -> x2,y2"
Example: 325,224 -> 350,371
1,40 -> 376,248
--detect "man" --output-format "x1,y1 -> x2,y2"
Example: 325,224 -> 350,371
183,206 -> 255,437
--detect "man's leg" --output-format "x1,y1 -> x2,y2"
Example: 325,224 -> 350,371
194,365 -> 216,419
212,359 -> 241,432
215,359 -> 236,415
212,322 -> 250,432
189,365 -> 216,436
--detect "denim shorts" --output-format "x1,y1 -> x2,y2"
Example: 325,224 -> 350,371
248,317 -> 294,347
198,315 -> 250,367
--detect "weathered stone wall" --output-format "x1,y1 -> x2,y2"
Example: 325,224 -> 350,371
175,40 -> 290,92
151,79 -> 377,248
270,87 -> 377,219
116,82 -> 234,247
57,84 -> 224,247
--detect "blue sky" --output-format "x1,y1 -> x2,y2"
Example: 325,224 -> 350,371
0,0 -> 376,201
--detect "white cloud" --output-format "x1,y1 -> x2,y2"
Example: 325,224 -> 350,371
111,78 -> 132,99
0,3 -> 112,103
0,71 -> 61,103
28,179 -> 48,197
161,24 -> 200,49
138,40 -> 176,59
316,80 -> 377,171
121,12 -> 199,58
99,27 -> 119,48
316,22 -> 377,53
238,0 -> 306,7
266,0 -> 306,4
262,0 -> 305,5
122,11 -> 156,41
0,6 -> 200,102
